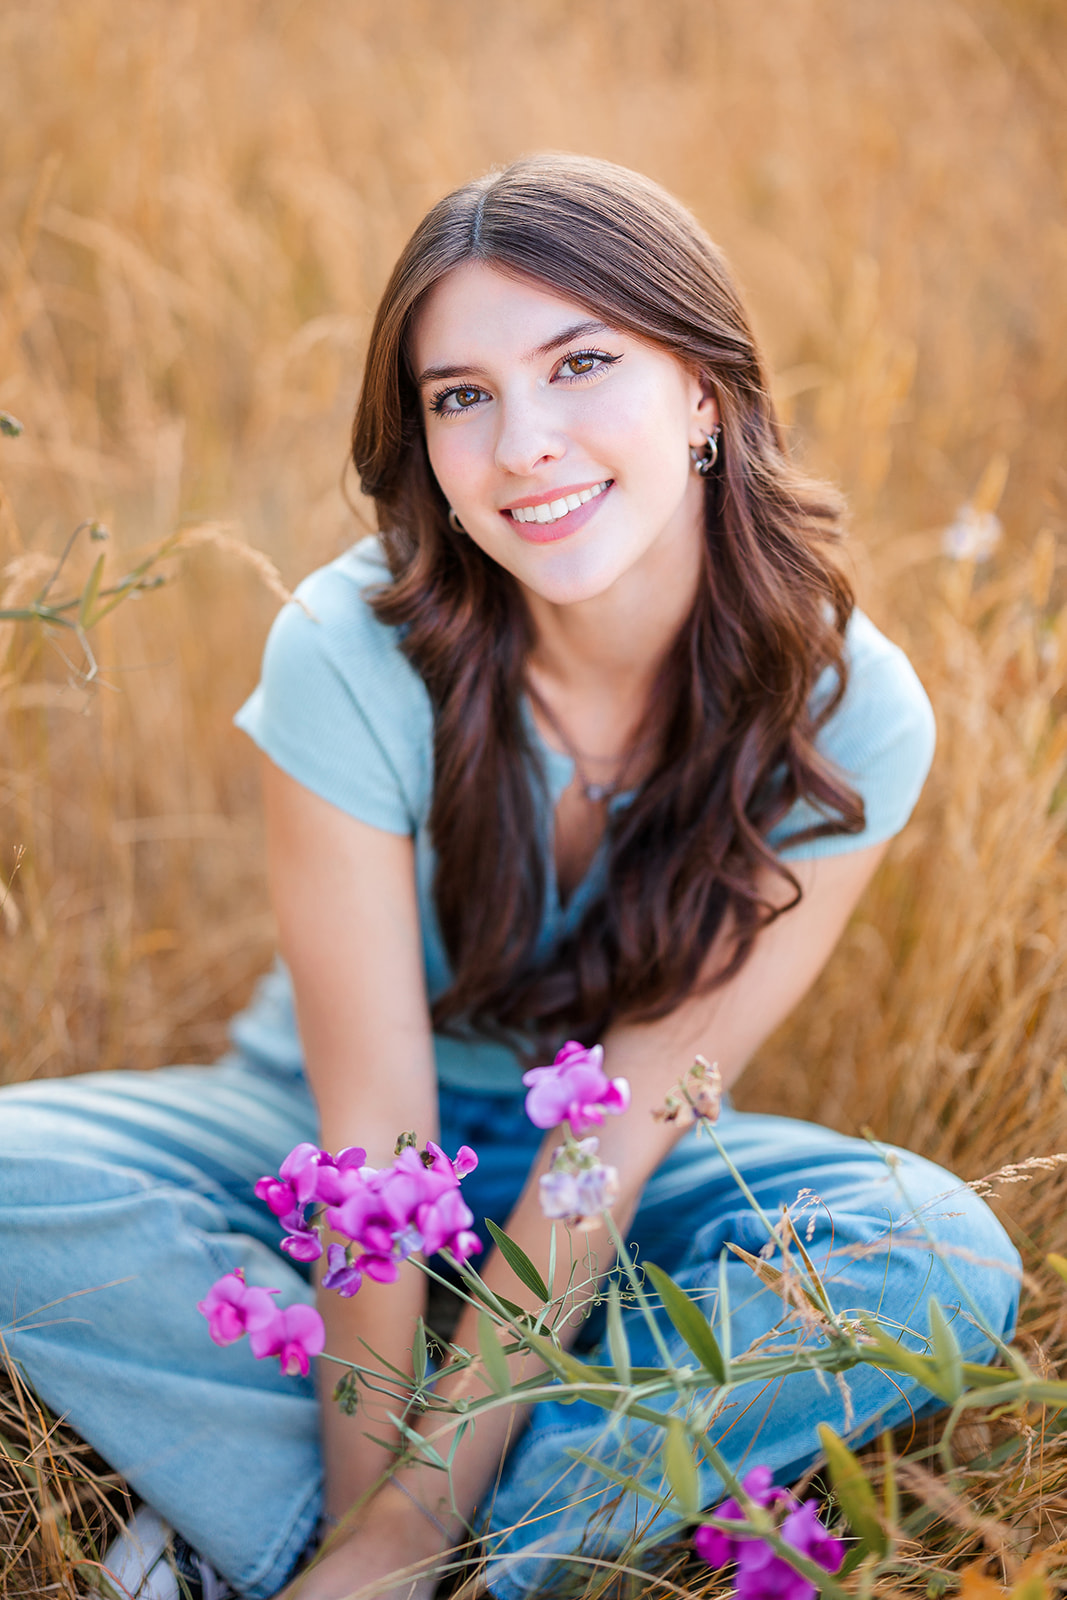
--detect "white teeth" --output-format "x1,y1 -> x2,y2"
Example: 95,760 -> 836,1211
509,480 -> 610,525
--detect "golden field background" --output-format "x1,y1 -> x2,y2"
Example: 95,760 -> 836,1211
1,0 -> 1066,1591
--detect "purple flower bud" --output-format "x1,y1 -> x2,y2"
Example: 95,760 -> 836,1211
321,1242 -> 364,1298
254,1174 -> 301,1220
280,1225 -> 323,1263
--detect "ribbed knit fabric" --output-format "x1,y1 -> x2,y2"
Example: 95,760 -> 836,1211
232,536 -> 935,1092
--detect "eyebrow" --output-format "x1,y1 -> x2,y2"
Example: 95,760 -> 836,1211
415,319 -> 611,388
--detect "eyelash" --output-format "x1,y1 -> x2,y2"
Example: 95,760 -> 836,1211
427,348 -> 622,418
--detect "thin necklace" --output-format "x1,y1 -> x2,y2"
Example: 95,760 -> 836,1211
525,681 -> 656,805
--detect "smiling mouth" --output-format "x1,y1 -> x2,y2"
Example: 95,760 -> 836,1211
506,479 -> 613,526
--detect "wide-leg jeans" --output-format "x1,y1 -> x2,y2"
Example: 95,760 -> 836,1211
0,1051 -> 1021,1599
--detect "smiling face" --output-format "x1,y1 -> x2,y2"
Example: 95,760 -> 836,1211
409,262 -> 718,610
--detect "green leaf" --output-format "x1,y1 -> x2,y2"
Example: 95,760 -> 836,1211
477,1312 -> 512,1396
717,1250 -> 732,1372
564,1448 -> 668,1505
778,1209 -> 835,1319
412,1318 -> 427,1387
1048,1252 -> 1067,1285
662,1417 -> 700,1518
460,1271 -> 527,1322
817,1423 -> 888,1557
77,552 -> 106,628
643,1262 -> 726,1384
928,1299 -> 963,1403
606,1282 -> 631,1387
856,1314 -> 952,1399
485,1218 -> 549,1303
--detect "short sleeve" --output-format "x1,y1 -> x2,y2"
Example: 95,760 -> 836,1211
233,540 -> 434,835
765,610 -> 936,861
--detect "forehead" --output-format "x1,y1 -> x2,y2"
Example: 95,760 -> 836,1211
409,261 -> 607,376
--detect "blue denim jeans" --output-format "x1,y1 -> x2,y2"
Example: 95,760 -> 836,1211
0,1052 -> 1020,1599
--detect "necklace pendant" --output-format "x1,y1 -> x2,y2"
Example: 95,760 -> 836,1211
583,781 -> 615,804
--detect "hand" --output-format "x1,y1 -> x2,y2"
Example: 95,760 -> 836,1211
276,1485 -> 452,1600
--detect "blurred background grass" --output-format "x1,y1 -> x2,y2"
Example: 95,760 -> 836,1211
1,0 -> 1066,1591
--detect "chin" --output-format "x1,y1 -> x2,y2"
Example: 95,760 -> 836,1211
516,545 -> 637,607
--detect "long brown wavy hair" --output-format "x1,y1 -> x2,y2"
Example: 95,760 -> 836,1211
351,153 -> 864,1053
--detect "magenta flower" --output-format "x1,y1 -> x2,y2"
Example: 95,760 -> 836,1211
779,1500 -> 845,1575
280,1224 -> 323,1263
247,1302 -> 326,1377
321,1242 -> 364,1298
416,1184 -> 482,1260
255,1143 -> 368,1223
424,1140 -> 478,1181
328,1144 -> 482,1274
197,1270 -> 280,1347
523,1041 -> 630,1135
693,1468 -> 843,1600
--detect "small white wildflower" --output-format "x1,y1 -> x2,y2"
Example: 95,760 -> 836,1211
942,504 -> 1002,563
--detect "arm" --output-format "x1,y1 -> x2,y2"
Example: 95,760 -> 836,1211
260,756 -> 439,1524
364,839 -> 892,1561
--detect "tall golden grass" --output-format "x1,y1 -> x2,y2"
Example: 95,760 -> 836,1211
1,0 -> 1065,1593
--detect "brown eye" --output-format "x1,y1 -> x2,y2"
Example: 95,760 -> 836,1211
455,387 -> 480,407
564,355 -> 596,376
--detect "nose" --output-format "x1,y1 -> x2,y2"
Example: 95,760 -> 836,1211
492,390 -> 567,479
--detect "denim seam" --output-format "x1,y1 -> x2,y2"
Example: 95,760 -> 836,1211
238,1472 -> 321,1599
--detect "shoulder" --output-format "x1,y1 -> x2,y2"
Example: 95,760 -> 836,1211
234,537 -> 434,832
768,608 -> 937,860
816,608 -> 936,770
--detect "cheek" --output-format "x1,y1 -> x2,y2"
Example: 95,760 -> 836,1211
577,376 -> 689,469
425,423 -> 487,497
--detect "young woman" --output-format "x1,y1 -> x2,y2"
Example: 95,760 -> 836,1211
0,155 -> 1021,1600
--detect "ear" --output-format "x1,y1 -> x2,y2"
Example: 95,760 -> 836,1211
687,371 -> 720,449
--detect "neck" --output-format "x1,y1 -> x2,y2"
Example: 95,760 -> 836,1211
523,518 -> 704,702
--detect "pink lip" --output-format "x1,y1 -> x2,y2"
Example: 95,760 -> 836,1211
500,479 -> 609,513
501,480 -> 615,545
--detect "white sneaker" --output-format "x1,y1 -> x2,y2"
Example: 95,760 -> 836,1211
100,1504 -> 235,1600
100,1505 -> 178,1600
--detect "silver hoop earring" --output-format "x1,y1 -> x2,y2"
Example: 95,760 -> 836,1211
690,425 -> 722,477
447,508 -> 467,535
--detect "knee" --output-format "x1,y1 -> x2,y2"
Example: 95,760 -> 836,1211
885,1149 -> 1022,1356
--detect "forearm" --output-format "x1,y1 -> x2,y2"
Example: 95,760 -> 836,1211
317,1263 -> 428,1518
389,1133 -> 646,1539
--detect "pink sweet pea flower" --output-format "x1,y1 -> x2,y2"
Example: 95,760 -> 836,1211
693,1468 -> 842,1599
247,1301 -> 326,1377
416,1185 -> 481,1258
280,1224 -> 323,1263
255,1143 -> 369,1220
424,1141 -> 478,1180
309,1146 -> 369,1206
522,1041 -> 630,1135
779,1500 -> 845,1576
196,1269 -> 280,1347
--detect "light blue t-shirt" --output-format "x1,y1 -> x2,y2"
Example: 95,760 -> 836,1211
231,537 -> 935,1093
